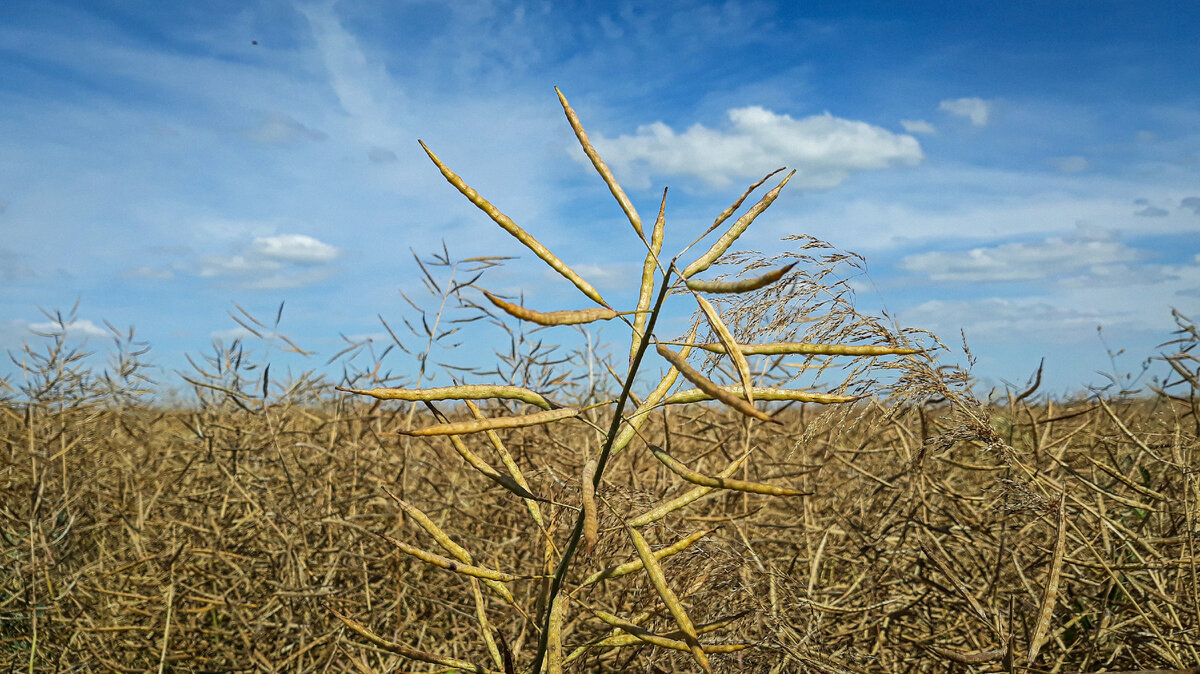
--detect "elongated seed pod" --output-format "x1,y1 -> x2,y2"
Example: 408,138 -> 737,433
546,593 -> 566,674
626,526 -> 711,672
483,291 -> 618,327
662,386 -> 861,406
926,646 -> 1005,665
650,446 -> 809,496
381,486 -> 517,606
579,606 -> 750,655
1028,492 -> 1067,664
556,87 -> 642,239
339,384 -> 552,410
581,458 -> 599,555
419,140 -> 606,306
328,606 -> 497,673
682,170 -> 795,279
694,295 -> 754,404
699,168 -> 786,244
665,341 -> 921,356
396,407 -> 580,437
630,453 -> 751,527
631,189 -> 667,364
656,344 -> 779,424
373,531 -> 524,582
579,528 -> 713,587
685,262 -> 796,294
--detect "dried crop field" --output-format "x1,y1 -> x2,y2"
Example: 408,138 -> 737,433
1,371 -> 1198,672
4,88 -> 1199,672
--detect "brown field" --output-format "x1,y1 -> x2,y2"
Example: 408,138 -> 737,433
2,355 -> 1197,672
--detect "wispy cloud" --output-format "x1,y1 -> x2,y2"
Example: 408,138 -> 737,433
900,119 -> 936,135
199,234 -> 339,289
244,112 -> 327,145
939,97 -> 991,126
590,106 -> 922,189
28,318 -> 109,339
1050,156 -> 1090,173
900,226 -> 1141,282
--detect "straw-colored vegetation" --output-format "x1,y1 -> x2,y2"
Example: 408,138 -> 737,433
2,91 -> 1198,672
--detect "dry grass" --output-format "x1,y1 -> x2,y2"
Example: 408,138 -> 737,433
2,90 -> 1198,673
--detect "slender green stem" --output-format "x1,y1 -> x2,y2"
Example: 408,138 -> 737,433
528,267 -> 674,673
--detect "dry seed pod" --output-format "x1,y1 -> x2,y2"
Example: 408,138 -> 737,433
656,344 -> 779,424
327,605 -> 495,673
578,605 -> 751,655
671,341 -> 921,356
663,386 -> 860,406
419,140 -> 606,306
483,291 -> 618,327
631,189 -> 667,364
556,87 -> 642,239
698,168 -> 786,245
694,295 -> 754,404
1028,491 -> 1067,664
630,453 -> 752,527
650,446 -> 810,496
682,169 -> 795,279
396,407 -> 579,437
581,458 -> 599,555
626,526 -> 712,672
381,487 -> 517,606
374,531 -> 524,582
685,262 -> 796,294
579,528 -> 713,586
338,384 -> 553,410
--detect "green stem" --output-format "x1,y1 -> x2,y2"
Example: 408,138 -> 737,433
528,268 -> 674,673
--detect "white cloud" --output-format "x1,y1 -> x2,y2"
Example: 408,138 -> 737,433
121,265 -> 174,280
900,119 -> 936,134
900,226 -> 1141,282
28,318 -> 109,339
199,233 -> 339,288
939,97 -> 990,126
901,298 -> 1106,342
244,112 -> 327,145
588,106 -> 923,189
249,234 -> 339,264
1051,156 -> 1090,173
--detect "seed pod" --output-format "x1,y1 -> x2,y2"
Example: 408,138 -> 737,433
682,170 -> 795,279
662,386 -> 860,406
396,407 -> 580,437
650,445 -> 809,496
483,291 -> 618,326
581,458 -> 599,555
655,344 -> 779,424
694,295 -> 754,404
557,87 -> 642,239
685,262 -> 796,294
338,384 -> 553,410
419,139 -> 606,306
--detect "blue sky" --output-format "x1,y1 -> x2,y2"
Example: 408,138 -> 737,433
1,1 -> 1198,397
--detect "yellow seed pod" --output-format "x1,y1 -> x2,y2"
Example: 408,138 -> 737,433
483,291 -> 618,326
650,446 -> 809,496
684,262 -> 796,294
397,407 -> 580,437
338,384 -> 553,409
682,170 -> 795,279
662,386 -> 860,406
655,344 -> 779,424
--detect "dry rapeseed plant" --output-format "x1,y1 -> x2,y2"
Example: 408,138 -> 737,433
335,87 -> 918,673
